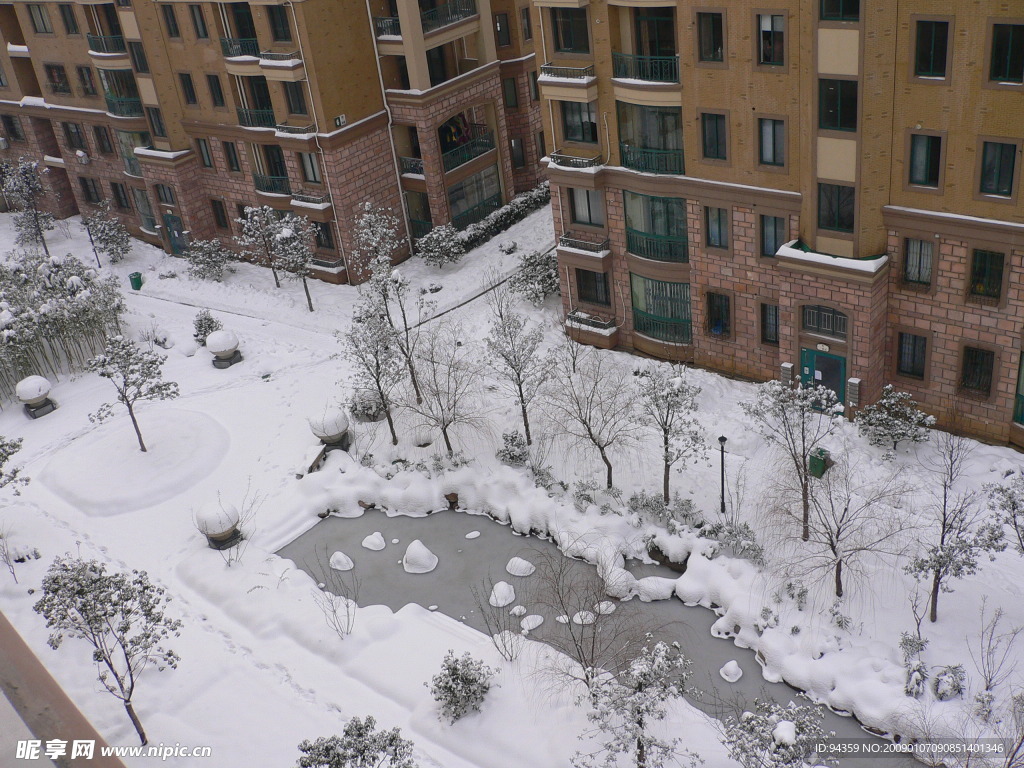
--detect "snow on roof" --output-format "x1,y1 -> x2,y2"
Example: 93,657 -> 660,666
134,147 -> 192,160
260,58 -> 303,68
775,240 -> 888,274
537,73 -> 596,85
885,204 -> 1024,231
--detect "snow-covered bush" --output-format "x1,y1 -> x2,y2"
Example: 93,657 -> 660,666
721,698 -> 830,768
415,224 -> 465,268
193,309 -> 222,345
783,581 -> 809,611
627,491 -> 699,528
296,717 -> 417,768
986,474 -> 1024,555
458,182 -> 549,251
81,203 -> 132,266
2,158 -> 55,255
349,390 -> 386,423
427,650 -> 497,724
828,602 -> 852,631
183,238 -> 234,282
933,664 -> 966,701
507,248 -> 559,306
499,241 -> 518,255
855,385 -> 935,452
0,437 -> 27,493
703,522 -> 765,567
900,632 -> 929,698
496,431 -> 529,466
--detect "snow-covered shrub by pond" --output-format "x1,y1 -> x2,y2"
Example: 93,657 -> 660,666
496,431 -> 529,466
415,224 -> 465,268
932,664 -> 966,701
507,248 -> 559,306
193,309 -> 222,345
427,650 -> 497,725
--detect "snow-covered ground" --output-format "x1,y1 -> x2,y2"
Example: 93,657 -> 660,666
0,208 -> 1022,767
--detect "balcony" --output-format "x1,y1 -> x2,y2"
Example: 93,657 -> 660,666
549,150 -> 602,169
559,235 -> 609,253
421,0 -> 477,34
86,33 -> 126,54
632,309 -> 691,344
612,53 -> 679,83
220,37 -> 259,57
626,229 -> 688,263
46,81 -> 72,95
409,219 -> 433,239
441,125 -> 494,172
253,174 -> 291,195
275,123 -> 315,135
566,309 -> 618,349
237,107 -> 276,128
292,191 -> 330,205
400,156 -> 424,175
260,50 -> 300,61
105,95 -> 143,117
451,192 -> 501,229
619,143 -> 684,175
539,63 -> 595,79
374,16 -> 401,37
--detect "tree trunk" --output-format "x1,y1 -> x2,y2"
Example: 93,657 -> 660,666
124,700 -> 147,745
637,734 -> 646,768
384,407 -> 398,446
404,354 -> 423,404
599,447 -> 614,489
663,434 -> 671,503
36,213 -> 50,257
441,425 -> 453,456
929,570 -> 941,623
520,398 -> 532,446
834,558 -> 843,598
302,277 -> 314,312
270,265 -> 281,289
801,476 -> 810,541
86,227 -> 101,268
126,402 -> 147,453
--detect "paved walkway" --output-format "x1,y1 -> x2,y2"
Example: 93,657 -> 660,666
0,609 -> 126,767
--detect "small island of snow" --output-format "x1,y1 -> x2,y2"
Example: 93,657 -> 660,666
329,551 -> 354,571
506,557 -> 536,577
402,540 -> 438,574
488,581 -> 515,607
521,615 -> 544,632
361,532 -> 386,550
720,660 -> 743,683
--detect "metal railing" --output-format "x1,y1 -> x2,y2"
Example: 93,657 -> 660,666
409,219 -> 433,239
1015,394 -> 1024,425
275,123 -> 315,135
539,63 -> 595,79
626,228 -> 689,263
619,143 -> 685,175
421,0 -> 477,33
220,37 -> 259,57
105,95 -> 143,117
292,192 -> 330,205
549,150 -> 603,169
559,235 -> 609,253
441,126 -> 494,172
260,50 -> 300,61
47,81 -> 72,95
374,16 -> 401,36
87,34 -> 126,53
253,174 -> 291,195
451,192 -> 501,229
612,52 -> 679,83
567,310 -> 616,330
632,309 -> 692,344
237,107 -> 276,128
400,156 -> 424,175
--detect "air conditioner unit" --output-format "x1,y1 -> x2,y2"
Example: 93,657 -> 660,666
333,114 -> 347,128
0,137 -> 9,150
76,150 -> 89,164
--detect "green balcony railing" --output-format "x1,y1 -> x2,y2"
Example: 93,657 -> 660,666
549,150 -> 602,169
1015,394 -> 1024,425
410,219 -> 433,239
105,95 -> 143,117
421,0 -> 477,33
559,235 -> 609,253
374,16 -> 401,36
612,52 -> 679,83
87,33 -> 127,53
253,174 -> 291,195
451,192 -> 501,229
220,37 -> 259,57
619,143 -> 685,175
626,228 -> 689,263
237,107 -> 276,127
632,309 -> 692,344
442,127 -> 494,172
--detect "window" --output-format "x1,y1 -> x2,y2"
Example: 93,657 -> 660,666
116,0 -> 131,6
529,71 -> 539,101
28,4 -> 53,34
570,188 -> 604,226
155,183 -> 175,205
761,303 -> 779,345
561,101 -> 597,143
2,115 -> 25,141
758,14 -> 784,65
701,113 -> 726,160
76,66 -> 96,96
990,24 -> 1024,83
196,138 -> 213,168
162,5 -> 180,38
624,192 -> 688,261
697,13 -> 723,62
903,238 -> 933,285
146,107 -> 166,137
179,73 -> 197,105
820,0 -> 858,22
552,8 -> 588,54
759,118 -> 784,165
0,65 -> 7,88
211,198 -> 229,229
79,177 -> 102,204
284,81 -> 307,115
705,206 -> 728,248
128,42 -> 149,74
58,4 -> 78,34
915,20 -> 948,78
536,130 -> 545,159
521,7 -> 532,41
45,64 -> 70,94
299,151 -> 321,183
969,249 -> 1004,300
93,125 -> 113,154
980,141 -> 1017,197
223,140 -> 241,171
495,13 -> 510,46
510,138 -> 525,168
236,202 -> 247,221
110,181 -> 131,210
207,74 -> 225,107
62,122 -> 86,151
314,221 -> 335,250
897,333 -> 927,379
630,275 -> 691,343
760,215 -> 786,257
961,347 -> 994,396
426,46 -> 447,86
189,5 -> 208,39
707,293 -> 730,336
817,183 -> 855,232
819,79 -> 857,131
802,305 -> 847,338
576,269 -> 610,306
502,77 -> 518,108
267,6 -> 292,42
909,134 -> 941,187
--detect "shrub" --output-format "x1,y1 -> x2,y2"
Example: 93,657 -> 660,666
416,224 -> 466,268
499,241 -> 518,255
933,664 -> 966,701
703,521 -> 765,566
496,431 -> 529,466
508,249 -> 559,306
427,650 -> 497,724
184,238 -> 234,281
193,309 -> 222,345
349,390 -> 386,422
458,182 -> 549,251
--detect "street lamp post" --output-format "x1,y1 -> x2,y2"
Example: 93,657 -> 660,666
718,435 -> 727,517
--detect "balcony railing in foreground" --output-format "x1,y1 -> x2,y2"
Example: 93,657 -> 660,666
374,16 -> 401,36
619,143 -> 685,175
220,37 -> 259,57
559,235 -> 609,253
626,228 -> 688,263
421,0 -> 477,33
87,34 -> 126,54
237,107 -> 276,128
253,174 -> 291,195
612,52 -> 680,83
400,156 -> 424,175
632,309 -> 691,344
409,219 -> 433,239
441,125 -> 493,172
451,193 -> 501,229
105,95 -> 143,117
548,150 -> 602,169
539,63 -> 595,79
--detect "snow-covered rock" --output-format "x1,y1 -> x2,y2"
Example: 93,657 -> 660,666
402,540 -> 437,574
506,556 -> 535,577
521,615 -> 544,631
720,660 -> 743,683
194,503 -> 240,538
329,551 -> 354,571
594,601 -> 616,615
308,408 -> 349,443
489,581 -> 515,607
361,532 -> 386,550
465,531 -> 481,539
205,329 -> 239,357
509,605 -> 527,616
15,375 -> 50,404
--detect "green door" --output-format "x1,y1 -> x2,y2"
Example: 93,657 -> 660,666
163,214 -> 187,255
800,348 -> 846,403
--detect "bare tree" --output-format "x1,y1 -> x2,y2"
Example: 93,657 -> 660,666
366,259 -> 428,404
309,547 -> 361,641
235,205 -> 285,288
472,572 -> 530,661
968,598 -> 1022,722
341,298 -> 406,446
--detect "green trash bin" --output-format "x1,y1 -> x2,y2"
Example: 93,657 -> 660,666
809,447 -> 830,478
129,272 -> 142,291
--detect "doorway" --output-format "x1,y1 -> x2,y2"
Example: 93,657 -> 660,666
800,348 -> 846,403
162,213 -> 187,255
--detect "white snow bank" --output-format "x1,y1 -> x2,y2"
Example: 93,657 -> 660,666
506,556 -> 535,576
489,581 -> 515,607
15,375 -> 50,402
595,601 -> 616,615
772,720 -> 797,746
402,540 -> 437,574
329,551 -> 354,571
720,660 -> 743,683
361,532 -> 386,550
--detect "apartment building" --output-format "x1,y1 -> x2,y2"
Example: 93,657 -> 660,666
539,0 -> 1024,444
0,0 -> 542,282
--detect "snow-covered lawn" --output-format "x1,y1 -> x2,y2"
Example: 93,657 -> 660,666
0,206 -> 1022,768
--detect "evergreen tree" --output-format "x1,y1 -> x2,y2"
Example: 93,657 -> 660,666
985,473 -> 1024,556
193,309 -> 222,345
183,238 -> 234,282
415,224 -> 465,268
3,158 -> 55,256
854,385 -> 935,452
296,717 -> 417,768
81,202 -> 132,267
273,213 -> 316,312
721,698 -> 833,768
0,436 -> 26,492
351,202 -> 403,271
508,248 -> 559,306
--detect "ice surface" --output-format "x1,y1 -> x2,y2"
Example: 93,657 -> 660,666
505,556 -> 535,576
488,581 -> 515,607
402,540 -> 438,574
361,532 -> 386,550
720,660 -> 743,683
329,551 -> 354,571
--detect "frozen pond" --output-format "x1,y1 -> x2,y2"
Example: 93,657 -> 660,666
277,508 -> 916,768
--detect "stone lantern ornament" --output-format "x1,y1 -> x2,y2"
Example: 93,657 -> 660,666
206,329 -> 242,369
309,407 -> 353,453
16,375 -> 55,418
194,503 -> 242,550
